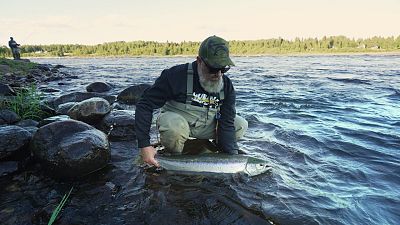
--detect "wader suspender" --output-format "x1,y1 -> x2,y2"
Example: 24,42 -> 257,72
186,63 -> 225,143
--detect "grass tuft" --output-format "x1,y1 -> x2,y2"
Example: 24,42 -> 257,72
4,84 -> 47,120
48,186 -> 74,225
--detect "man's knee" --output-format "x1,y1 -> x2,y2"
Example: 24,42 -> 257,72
157,112 -> 190,153
234,115 -> 248,140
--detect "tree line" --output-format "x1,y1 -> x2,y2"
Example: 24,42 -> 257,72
1,36 -> 399,58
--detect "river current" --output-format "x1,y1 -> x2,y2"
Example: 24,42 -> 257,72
1,55 -> 399,225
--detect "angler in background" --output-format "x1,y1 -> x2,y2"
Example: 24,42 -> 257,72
8,37 -> 21,60
135,35 -> 248,167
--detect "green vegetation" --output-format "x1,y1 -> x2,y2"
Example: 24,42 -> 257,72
4,85 -> 46,120
1,36 -> 399,58
48,186 -> 74,225
0,58 -> 38,75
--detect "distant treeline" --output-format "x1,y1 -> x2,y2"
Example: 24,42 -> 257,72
1,36 -> 399,58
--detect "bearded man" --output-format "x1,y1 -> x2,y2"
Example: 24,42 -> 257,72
135,35 -> 248,167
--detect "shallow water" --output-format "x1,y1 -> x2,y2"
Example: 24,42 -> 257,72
1,55 -> 399,225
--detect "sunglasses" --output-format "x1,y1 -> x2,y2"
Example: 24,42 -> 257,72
201,58 -> 231,74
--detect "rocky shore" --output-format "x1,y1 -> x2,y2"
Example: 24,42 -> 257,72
0,58 -> 150,179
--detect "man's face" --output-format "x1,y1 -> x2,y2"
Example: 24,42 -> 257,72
198,57 -> 223,81
197,57 -> 224,93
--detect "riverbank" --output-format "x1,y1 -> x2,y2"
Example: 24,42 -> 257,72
15,50 -> 400,59
0,58 -> 69,87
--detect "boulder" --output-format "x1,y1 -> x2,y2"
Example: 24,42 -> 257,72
99,110 -> 136,141
67,97 -> 111,124
0,109 -> 20,125
86,82 -> 112,93
30,120 -> 110,179
117,84 -> 151,105
47,92 -> 116,109
0,125 -> 32,160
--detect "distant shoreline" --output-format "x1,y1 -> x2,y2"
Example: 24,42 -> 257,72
21,51 -> 400,59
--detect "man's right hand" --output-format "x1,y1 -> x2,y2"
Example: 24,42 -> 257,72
140,146 -> 160,167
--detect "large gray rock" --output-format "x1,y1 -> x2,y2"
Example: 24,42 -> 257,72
67,97 -> 111,124
99,110 -> 136,141
47,92 -> 116,109
0,125 -> 32,160
30,120 -> 110,179
0,109 -> 20,125
86,82 -> 112,93
117,84 -> 151,105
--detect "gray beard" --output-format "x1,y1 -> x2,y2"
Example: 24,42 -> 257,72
198,71 -> 224,94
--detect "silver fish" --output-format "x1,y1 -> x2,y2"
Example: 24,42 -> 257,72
156,153 -> 271,176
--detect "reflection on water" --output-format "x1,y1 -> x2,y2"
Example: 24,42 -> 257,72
1,55 -> 399,225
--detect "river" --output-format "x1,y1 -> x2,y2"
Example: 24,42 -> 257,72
1,55 -> 399,225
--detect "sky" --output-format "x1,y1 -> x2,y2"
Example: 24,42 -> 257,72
0,0 -> 399,45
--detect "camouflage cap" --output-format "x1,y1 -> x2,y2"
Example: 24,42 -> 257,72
199,35 -> 235,68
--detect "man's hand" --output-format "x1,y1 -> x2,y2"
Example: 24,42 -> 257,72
140,146 -> 159,167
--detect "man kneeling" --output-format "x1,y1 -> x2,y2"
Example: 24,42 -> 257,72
135,35 -> 248,167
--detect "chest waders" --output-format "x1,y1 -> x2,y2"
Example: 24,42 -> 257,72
161,63 -> 224,143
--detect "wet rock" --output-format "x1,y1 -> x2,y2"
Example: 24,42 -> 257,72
117,84 -> 151,105
0,109 -> 20,125
30,119 -> 110,179
0,161 -> 19,176
0,125 -> 32,160
56,102 -> 77,115
67,97 -> 111,124
99,110 -> 136,141
48,91 -> 116,109
16,119 -> 39,127
38,115 -> 71,127
0,83 -> 16,96
86,82 -> 112,93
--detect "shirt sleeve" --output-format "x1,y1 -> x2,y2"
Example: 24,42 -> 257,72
135,69 -> 173,148
217,77 -> 239,154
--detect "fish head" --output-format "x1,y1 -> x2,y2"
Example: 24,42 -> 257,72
245,157 -> 271,176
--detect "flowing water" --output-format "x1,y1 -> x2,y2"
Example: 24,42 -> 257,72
1,55 -> 399,225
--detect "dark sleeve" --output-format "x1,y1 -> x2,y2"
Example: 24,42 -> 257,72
135,69 -> 173,148
217,78 -> 239,154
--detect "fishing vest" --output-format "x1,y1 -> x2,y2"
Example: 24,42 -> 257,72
161,63 -> 225,139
